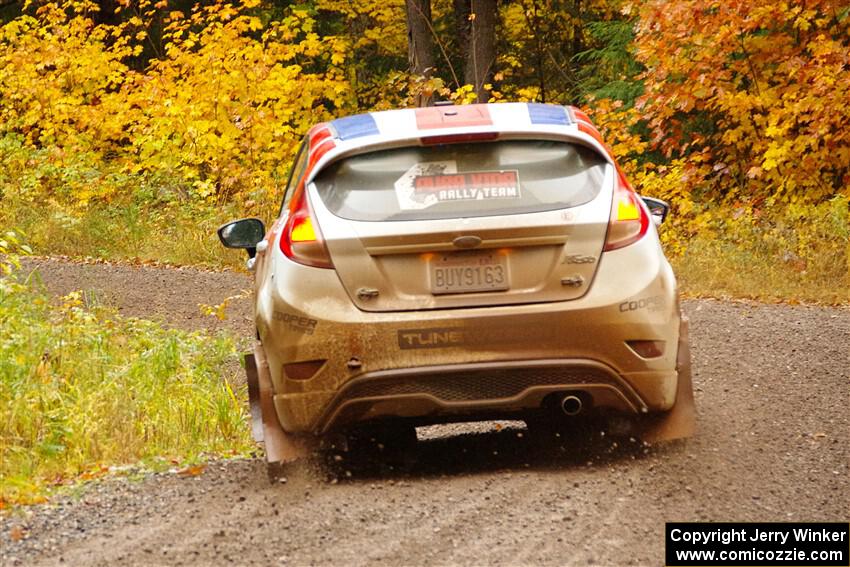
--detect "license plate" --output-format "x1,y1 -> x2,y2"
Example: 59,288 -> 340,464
430,251 -> 509,295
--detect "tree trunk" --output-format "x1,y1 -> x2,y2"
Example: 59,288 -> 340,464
405,0 -> 436,106
453,0 -> 471,66
462,0 -> 497,103
531,0 -> 546,102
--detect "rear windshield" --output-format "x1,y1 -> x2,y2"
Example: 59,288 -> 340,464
313,140 -> 607,221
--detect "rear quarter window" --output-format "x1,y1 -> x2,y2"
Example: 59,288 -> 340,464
314,140 -> 608,221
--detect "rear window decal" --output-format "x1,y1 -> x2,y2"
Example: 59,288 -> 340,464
395,161 -> 521,210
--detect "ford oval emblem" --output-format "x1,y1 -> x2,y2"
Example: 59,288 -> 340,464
452,235 -> 482,249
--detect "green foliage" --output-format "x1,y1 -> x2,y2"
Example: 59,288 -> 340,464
0,245 -> 253,506
573,20 -> 643,104
9,203 -> 244,269
497,0 -> 636,104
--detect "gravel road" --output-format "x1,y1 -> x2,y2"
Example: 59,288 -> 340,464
2,258 -> 848,566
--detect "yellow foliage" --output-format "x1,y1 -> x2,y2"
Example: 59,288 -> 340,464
0,0 -> 356,211
199,290 -> 250,321
124,1 -> 354,204
581,97 -> 648,175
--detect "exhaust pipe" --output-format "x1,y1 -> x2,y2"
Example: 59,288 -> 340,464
561,395 -> 583,416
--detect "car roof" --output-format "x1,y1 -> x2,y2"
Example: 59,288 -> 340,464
302,102 -> 616,185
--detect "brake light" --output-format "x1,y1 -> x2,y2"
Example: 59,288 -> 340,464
279,191 -> 334,269
421,132 -> 499,145
603,170 -> 650,251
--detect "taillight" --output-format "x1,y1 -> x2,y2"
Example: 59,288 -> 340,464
603,171 -> 650,251
279,191 -> 334,269
421,132 -> 499,145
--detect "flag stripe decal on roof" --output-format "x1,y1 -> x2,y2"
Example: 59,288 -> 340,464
415,105 -> 493,129
527,103 -> 571,126
331,114 -> 380,140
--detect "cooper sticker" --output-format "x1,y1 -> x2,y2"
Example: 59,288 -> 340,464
619,295 -> 664,313
273,311 -> 318,335
395,161 -> 521,210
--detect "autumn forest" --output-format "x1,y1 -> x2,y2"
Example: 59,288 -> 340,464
0,0 -> 848,300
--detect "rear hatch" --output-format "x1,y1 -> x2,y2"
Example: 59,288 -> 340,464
310,139 -> 613,312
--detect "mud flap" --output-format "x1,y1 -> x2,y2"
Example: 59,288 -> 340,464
636,316 -> 697,443
244,353 -> 264,443
244,344 -> 315,465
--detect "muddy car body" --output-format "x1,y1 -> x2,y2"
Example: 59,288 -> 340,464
219,102 -> 695,467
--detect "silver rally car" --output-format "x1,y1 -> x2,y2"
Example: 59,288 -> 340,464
218,102 -> 695,471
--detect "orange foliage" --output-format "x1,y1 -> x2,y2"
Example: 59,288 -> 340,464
634,0 -> 850,203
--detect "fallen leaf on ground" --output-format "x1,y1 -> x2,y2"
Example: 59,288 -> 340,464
9,525 -> 26,541
177,464 -> 207,477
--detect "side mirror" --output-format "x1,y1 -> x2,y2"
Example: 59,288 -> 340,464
641,197 -> 670,227
217,218 -> 265,258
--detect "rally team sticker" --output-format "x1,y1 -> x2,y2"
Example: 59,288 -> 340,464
394,161 -> 521,210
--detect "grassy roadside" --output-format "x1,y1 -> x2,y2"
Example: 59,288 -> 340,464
672,239 -> 849,305
0,200 -> 245,270
666,198 -> 850,305
0,236 -> 254,507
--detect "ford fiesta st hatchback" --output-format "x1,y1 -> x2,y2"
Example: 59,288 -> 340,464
218,102 -> 695,471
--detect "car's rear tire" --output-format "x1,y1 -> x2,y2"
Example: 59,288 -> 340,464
524,412 -> 610,449
267,460 -> 287,483
524,415 -> 571,441
340,422 -> 418,472
345,422 -> 418,453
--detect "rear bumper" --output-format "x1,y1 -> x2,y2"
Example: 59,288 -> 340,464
256,233 -> 681,434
